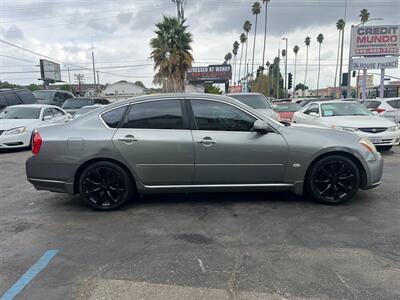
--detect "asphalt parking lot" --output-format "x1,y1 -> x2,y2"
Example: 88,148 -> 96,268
0,148 -> 400,300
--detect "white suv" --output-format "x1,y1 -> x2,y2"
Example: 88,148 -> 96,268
363,98 -> 400,114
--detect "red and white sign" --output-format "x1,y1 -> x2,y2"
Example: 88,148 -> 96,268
351,25 -> 400,57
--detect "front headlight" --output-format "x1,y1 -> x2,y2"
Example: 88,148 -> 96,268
359,137 -> 377,153
4,126 -> 26,135
334,126 -> 359,132
388,125 -> 399,132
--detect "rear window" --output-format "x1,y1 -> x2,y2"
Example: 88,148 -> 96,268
101,106 -> 128,128
62,98 -> 92,109
363,101 -> 380,109
4,92 -> 21,106
16,90 -> 37,104
33,91 -> 55,101
229,94 -> 272,109
387,99 -> 400,109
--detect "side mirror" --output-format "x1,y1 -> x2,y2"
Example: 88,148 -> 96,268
253,120 -> 271,134
309,112 -> 319,117
43,115 -> 52,121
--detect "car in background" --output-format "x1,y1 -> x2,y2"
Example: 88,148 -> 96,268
0,89 -> 37,111
62,97 -> 110,115
297,98 -> 331,107
272,102 -> 300,122
363,98 -> 400,114
33,90 -> 75,107
0,105 -> 69,149
228,93 -> 280,121
292,100 -> 400,151
26,93 -> 383,210
72,105 -> 104,119
383,110 -> 400,124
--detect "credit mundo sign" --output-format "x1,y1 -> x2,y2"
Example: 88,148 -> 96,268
351,25 -> 400,57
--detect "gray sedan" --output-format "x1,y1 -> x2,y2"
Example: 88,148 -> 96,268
26,93 -> 383,210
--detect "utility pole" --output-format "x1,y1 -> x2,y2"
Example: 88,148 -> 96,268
96,71 -> 100,96
74,74 -> 85,96
91,40 -> 97,97
65,66 -> 72,92
282,38 -> 288,94
277,48 -> 280,99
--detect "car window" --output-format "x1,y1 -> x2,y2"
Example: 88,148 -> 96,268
191,100 -> 256,132
64,92 -> 74,100
51,108 -> 64,117
0,94 -> 7,110
0,107 -> 41,119
303,104 -> 319,115
229,94 -> 272,109
4,92 -> 21,106
101,106 -> 128,128
17,90 -> 36,104
387,100 -> 400,109
321,103 -> 372,117
43,108 -> 53,118
123,100 -> 184,130
363,100 -> 380,109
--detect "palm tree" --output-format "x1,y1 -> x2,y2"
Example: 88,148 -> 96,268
251,2 -> 262,79
304,36 -> 311,92
316,33 -> 324,96
293,45 -> 299,95
232,41 -> 240,84
261,0 -> 270,73
150,16 -> 193,92
360,8 -> 370,24
243,20 -> 252,80
334,19 -> 345,96
238,33 -> 247,82
224,52 -> 232,65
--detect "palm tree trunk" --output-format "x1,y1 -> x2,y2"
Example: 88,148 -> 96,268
334,30 -> 341,96
261,3 -> 269,93
338,27 -> 345,94
293,54 -> 297,97
251,15 -> 258,80
233,55 -> 237,85
238,43 -> 244,83
244,33 -> 249,79
304,46 -> 309,96
317,43 -> 321,96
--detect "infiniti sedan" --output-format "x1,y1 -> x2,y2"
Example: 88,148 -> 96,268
26,94 -> 383,210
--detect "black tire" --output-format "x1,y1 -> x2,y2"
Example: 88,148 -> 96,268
376,146 -> 392,152
306,155 -> 360,204
79,161 -> 133,211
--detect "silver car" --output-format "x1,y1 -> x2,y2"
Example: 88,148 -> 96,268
26,93 -> 383,210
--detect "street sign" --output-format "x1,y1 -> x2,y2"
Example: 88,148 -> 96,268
351,56 -> 399,70
39,59 -> 61,83
187,65 -> 232,84
351,25 -> 400,57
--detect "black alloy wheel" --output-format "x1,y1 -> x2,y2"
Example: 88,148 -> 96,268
79,161 -> 133,210
307,155 -> 360,204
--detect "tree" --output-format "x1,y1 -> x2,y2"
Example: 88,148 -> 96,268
316,33 -> 324,96
359,8 -> 370,24
232,41 -> 240,84
224,52 -> 232,64
59,84 -> 72,92
150,16 -> 193,92
261,0 -> 270,77
295,83 -> 308,91
238,33 -> 247,82
334,19 -> 345,95
304,36 -> 311,92
27,83 -> 40,91
134,81 -> 146,88
204,84 -> 222,95
251,2 -> 262,79
243,20 -> 252,80
293,45 -> 299,92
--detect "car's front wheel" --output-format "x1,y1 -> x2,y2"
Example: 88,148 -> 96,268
307,155 -> 360,204
79,161 -> 133,210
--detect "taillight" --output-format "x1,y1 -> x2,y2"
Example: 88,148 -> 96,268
373,108 -> 385,113
32,131 -> 42,155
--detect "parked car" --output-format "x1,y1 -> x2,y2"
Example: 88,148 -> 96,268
297,98 -> 331,107
72,105 -> 104,119
292,100 -> 400,151
33,90 -> 75,107
383,110 -> 400,124
228,93 -> 280,121
0,89 -> 37,111
62,97 -> 110,115
363,98 -> 400,114
0,104 -> 69,149
26,94 -> 383,210
272,102 -> 300,122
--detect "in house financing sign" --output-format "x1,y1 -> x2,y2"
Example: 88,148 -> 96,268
351,25 -> 400,57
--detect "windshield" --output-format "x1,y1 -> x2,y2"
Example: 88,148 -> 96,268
0,107 -> 41,119
62,98 -> 92,109
33,91 -> 54,100
321,103 -> 373,117
274,103 -> 300,112
229,94 -> 272,109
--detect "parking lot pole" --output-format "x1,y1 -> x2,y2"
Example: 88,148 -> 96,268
346,26 -> 353,98
362,69 -> 367,100
380,68 -> 385,100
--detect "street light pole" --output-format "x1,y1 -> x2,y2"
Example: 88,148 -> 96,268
282,38 -> 288,95
65,66 -> 72,92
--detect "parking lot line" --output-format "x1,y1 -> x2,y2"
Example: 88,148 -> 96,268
0,250 -> 59,300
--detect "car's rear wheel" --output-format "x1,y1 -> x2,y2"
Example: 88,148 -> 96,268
376,145 -> 392,152
307,155 -> 360,204
79,161 -> 133,210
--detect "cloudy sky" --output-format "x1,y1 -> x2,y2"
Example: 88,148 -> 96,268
1,0 -> 399,90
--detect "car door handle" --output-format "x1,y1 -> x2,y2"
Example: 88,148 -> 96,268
118,135 -> 138,143
197,137 -> 216,145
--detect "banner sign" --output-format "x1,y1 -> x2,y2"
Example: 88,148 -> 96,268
351,25 -> 400,57
187,65 -> 232,84
351,56 -> 399,70
40,59 -> 61,82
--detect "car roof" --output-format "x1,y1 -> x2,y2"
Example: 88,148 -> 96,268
6,104 -> 61,109
310,100 -> 358,105
227,93 -> 262,96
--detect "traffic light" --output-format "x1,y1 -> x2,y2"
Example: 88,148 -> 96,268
288,73 -> 293,90
279,78 -> 284,89
256,67 -> 261,78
